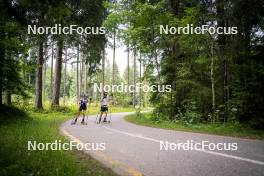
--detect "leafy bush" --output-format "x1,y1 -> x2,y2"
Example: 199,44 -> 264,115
176,102 -> 201,125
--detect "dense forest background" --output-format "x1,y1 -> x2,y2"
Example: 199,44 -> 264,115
0,0 -> 263,129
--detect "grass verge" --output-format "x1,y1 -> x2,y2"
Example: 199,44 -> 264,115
0,105 -> 134,176
125,113 -> 264,140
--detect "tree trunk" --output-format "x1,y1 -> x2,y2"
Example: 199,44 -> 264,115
216,0 -> 226,103
112,31 -> 116,104
4,92 -> 11,106
127,43 -> 130,106
216,0 -> 228,121
95,73 -> 98,106
139,53 -> 142,107
211,40 -> 216,122
50,42 -> 54,99
28,73 -> 31,85
127,43 -> 130,85
142,59 -> 145,107
35,41 -> 44,109
112,31 -> 116,86
76,45 -> 80,103
153,50 -> 161,82
52,39 -> 63,106
88,72 -> 92,98
102,47 -> 105,97
0,48 -> 4,105
83,62 -> 87,95
133,49 -> 136,107
43,42 -> 48,100
80,54 -> 83,95
43,61 -> 46,100
63,47 -> 67,105
222,59 -> 228,122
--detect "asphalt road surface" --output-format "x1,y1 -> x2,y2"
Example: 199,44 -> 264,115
61,112 -> 264,176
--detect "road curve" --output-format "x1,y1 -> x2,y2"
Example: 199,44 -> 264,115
60,112 -> 264,176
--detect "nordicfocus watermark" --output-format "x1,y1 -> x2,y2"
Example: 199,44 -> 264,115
28,24 -> 106,35
27,140 -> 106,151
160,24 -> 238,35
160,140 -> 238,151
94,83 -> 172,93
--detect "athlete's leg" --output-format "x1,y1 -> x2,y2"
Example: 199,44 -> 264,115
103,106 -> 108,122
72,110 -> 81,124
103,111 -> 108,122
98,112 -> 103,123
81,110 -> 86,123
98,106 -> 103,123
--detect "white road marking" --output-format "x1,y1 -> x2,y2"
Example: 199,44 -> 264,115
102,125 -> 161,143
196,149 -> 264,165
102,125 -> 264,166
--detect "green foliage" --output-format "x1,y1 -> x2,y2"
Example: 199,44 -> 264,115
108,0 -> 264,129
0,110 -> 119,176
175,102 -> 202,125
125,113 -> 264,139
0,4 -> 30,101
1,0 -> 263,131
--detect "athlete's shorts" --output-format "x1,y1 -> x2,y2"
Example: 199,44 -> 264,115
101,105 -> 108,112
79,105 -> 87,111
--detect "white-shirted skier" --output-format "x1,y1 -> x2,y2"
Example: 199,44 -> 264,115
98,92 -> 108,123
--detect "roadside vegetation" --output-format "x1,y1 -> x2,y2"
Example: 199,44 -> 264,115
125,113 -> 264,140
0,104 -> 133,176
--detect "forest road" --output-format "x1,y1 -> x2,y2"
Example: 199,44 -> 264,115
61,112 -> 264,176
